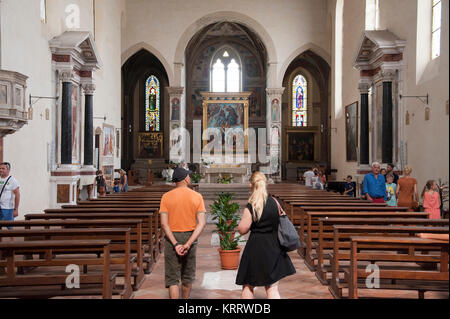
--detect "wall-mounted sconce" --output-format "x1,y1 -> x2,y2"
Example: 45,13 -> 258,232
29,94 -> 59,107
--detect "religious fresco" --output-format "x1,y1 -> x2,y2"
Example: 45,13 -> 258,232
272,99 -> 280,122
171,98 -> 180,121
287,131 -> 316,162
345,101 -> 358,162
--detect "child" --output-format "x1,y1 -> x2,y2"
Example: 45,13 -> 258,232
385,174 -> 397,207
344,175 -> 355,197
422,180 -> 441,219
113,180 -> 120,193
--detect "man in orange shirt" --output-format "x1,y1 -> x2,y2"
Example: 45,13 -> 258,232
159,167 -> 206,299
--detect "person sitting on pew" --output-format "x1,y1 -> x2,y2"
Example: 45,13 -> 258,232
159,167 -> 206,299
113,180 -> 120,193
302,166 -> 316,187
343,175 -> 355,197
362,162 -> 386,203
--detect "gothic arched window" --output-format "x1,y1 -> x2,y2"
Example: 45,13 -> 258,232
211,48 -> 241,92
292,75 -> 308,127
145,75 -> 160,132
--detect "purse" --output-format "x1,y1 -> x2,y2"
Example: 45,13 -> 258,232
272,197 -> 300,252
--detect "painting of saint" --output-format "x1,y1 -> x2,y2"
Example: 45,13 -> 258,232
272,99 -> 280,122
207,103 -> 244,131
103,125 -> 115,157
171,98 -> 180,121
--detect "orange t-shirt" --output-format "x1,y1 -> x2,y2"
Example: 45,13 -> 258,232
159,187 -> 206,232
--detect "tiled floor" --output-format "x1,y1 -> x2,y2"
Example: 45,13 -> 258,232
134,224 -> 449,300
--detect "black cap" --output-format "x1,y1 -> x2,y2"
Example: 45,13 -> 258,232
172,167 -> 192,183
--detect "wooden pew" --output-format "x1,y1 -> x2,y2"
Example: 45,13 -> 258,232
314,217 -> 449,286
25,213 -> 155,275
346,236 -> 449,299
0,240 -> 113,299
0,228 -> 133,299
0,219 -> 145,290
302,211 -> 427,270
44,208 -> 161,267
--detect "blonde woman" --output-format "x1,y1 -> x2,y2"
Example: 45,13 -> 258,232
396,166 -> 419,211
236,172 -> 296,299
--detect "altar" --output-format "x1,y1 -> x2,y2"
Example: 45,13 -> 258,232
200,164 -> 251,184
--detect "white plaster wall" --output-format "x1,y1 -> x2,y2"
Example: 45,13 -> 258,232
1,0 -> 124,217
121,0 -> 332,87
333,0 -> 449,203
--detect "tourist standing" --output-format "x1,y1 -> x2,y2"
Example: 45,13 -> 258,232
302,166 -> 315,187
422,180 -> 441,219
386,163 -> 399,184
119,169 -> 128,192
94,170 -> 106,197
159,167 -> 206,299
236,172 -> 296,299
396,166 -> 419,211
0,162 -> 20,226
385,174 -> 397,207
362,162 -> 386,203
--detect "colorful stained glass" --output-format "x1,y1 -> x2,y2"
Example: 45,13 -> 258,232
145,75 -> 160,131
292,75 -> 308,127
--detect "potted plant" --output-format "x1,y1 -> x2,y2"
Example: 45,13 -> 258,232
210,192 -> 243,269
217,232 -> 243,270
218,174 -> 233,184
190,172 -> 203,184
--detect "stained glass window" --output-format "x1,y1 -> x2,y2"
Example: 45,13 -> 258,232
292,75 -> 308,127
432,0 -> 441,59
145,75 -> 160,132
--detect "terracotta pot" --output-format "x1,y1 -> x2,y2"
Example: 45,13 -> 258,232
218,248 -> 241,270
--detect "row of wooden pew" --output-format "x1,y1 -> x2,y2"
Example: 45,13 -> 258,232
267,184 -> 449,299
0,184 -> 175,299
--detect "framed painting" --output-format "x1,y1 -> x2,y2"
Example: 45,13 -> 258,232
201,92 -> 251,152
345,101 -> 358,162
102,124 -> 115,158
138,132 -> 163,159
286,129 -> 318,162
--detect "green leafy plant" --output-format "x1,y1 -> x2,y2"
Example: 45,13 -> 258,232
219,231 -> 244,251
218,174 -> 233,184
210,192 -> 243,250
190,172 -> 203,184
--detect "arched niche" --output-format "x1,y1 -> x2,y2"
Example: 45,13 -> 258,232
281,50 -> 331,180
121,49 -> 170,170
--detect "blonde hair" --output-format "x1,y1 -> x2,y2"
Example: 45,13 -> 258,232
404,166 -> 413,175
248,172 -> 268,222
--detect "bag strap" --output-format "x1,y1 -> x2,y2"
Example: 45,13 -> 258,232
271,196 -> 286,217
0,176 -> 12,199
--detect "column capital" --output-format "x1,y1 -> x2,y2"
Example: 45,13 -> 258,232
266,87 -> 285,96
166,87 -> 184,96
58,69 -> 74,83
82,83 -> 96,95
358,81 -> 371,94
380,68 -> 396,82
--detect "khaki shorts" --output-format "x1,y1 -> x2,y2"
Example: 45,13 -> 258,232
164,231 -> 197,288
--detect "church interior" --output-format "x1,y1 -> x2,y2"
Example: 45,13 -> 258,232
0,0 -> 448,300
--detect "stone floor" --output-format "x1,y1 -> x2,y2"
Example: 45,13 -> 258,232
133,224 -> 449,299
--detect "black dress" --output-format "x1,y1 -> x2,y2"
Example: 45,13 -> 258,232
235,197 -> 296,287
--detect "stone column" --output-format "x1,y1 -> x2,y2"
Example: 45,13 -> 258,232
166,87 -> 185,162
266,88 -> 285,182
382,81 -> 393,164
359,81 -> 370,166
82,83 -> 96,167
60,70 -> 73,165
